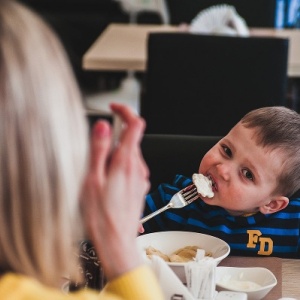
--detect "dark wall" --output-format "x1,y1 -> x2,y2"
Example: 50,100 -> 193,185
20,0 -> 129,91
20,0 -> 164,92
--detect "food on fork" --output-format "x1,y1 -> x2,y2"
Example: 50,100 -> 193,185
192,173 -> 214,198
146,245 -> 212,263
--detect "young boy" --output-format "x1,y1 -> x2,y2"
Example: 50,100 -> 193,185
143,106 -> 300,258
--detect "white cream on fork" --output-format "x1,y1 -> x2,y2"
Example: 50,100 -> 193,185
192,173 -> 214,198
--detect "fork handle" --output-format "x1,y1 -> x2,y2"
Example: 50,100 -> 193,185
140,203 -> 173,224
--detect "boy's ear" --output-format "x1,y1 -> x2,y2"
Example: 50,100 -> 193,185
259,196 -> 289,214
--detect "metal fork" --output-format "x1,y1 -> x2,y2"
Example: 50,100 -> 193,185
140,184 -> 199,224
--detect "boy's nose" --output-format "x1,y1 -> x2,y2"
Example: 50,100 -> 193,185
216,163 -> 230,181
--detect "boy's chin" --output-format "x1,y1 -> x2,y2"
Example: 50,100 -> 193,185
201,197 -> 216,205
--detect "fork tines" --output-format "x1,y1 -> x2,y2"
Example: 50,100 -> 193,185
181,184 -> 199,204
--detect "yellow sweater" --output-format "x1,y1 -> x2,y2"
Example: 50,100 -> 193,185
0,265 -> 164,300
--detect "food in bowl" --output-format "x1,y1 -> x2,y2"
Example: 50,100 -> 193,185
146,245 -> 212,262
192,173 -> 214,198
137,231 -> 230,283
218,277 -> 262,291
146,246 -> 171,262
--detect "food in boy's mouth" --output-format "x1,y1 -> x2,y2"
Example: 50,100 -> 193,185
146,245 -> 212,262
192,173 -> 214,198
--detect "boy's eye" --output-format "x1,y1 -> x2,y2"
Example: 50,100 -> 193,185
242,169 -> 254,181
222,145 -> 232,157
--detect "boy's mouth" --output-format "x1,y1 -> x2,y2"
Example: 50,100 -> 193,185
207,174 -> 217,192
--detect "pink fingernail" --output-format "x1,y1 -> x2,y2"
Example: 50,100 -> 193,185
94,122 -> 109,137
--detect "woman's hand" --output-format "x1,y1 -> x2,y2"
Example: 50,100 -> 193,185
82,103 -> 149,280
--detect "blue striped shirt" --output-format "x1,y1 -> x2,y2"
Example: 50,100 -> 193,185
143,175 -> 300,258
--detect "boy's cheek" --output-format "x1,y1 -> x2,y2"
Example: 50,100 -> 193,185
199,151 -> 216,172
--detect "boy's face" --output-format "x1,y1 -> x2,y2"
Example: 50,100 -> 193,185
199,123 -> 287,215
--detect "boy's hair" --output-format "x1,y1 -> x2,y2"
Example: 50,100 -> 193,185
0,0 -> 88,287
241,106 -> 300,198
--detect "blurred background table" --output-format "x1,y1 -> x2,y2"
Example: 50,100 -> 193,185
83,23 -> 300,77
83,23 -> 300,113
83,23 -> 177,71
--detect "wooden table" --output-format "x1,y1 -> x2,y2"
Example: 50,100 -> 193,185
83,23 -> 300,78
282,258 -> 300,298
83,24 -> 177,71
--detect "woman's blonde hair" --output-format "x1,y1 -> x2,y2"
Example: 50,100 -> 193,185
0,0 -> 88,287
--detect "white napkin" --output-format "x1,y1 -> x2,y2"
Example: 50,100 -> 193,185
189,5 -> 249,37
149,253 -> 218,300
150,255 -> 195,300
185,250 -> 217,300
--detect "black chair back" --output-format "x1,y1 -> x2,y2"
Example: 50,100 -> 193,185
141,134 -> 221,191
141,33 -> 289,136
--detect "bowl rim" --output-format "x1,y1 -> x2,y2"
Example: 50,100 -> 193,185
137,231 -> 230,266
216,266 -> 278,292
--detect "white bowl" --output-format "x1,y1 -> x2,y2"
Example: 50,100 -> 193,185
216,267 -> 277,300
136,231 -> 230,283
